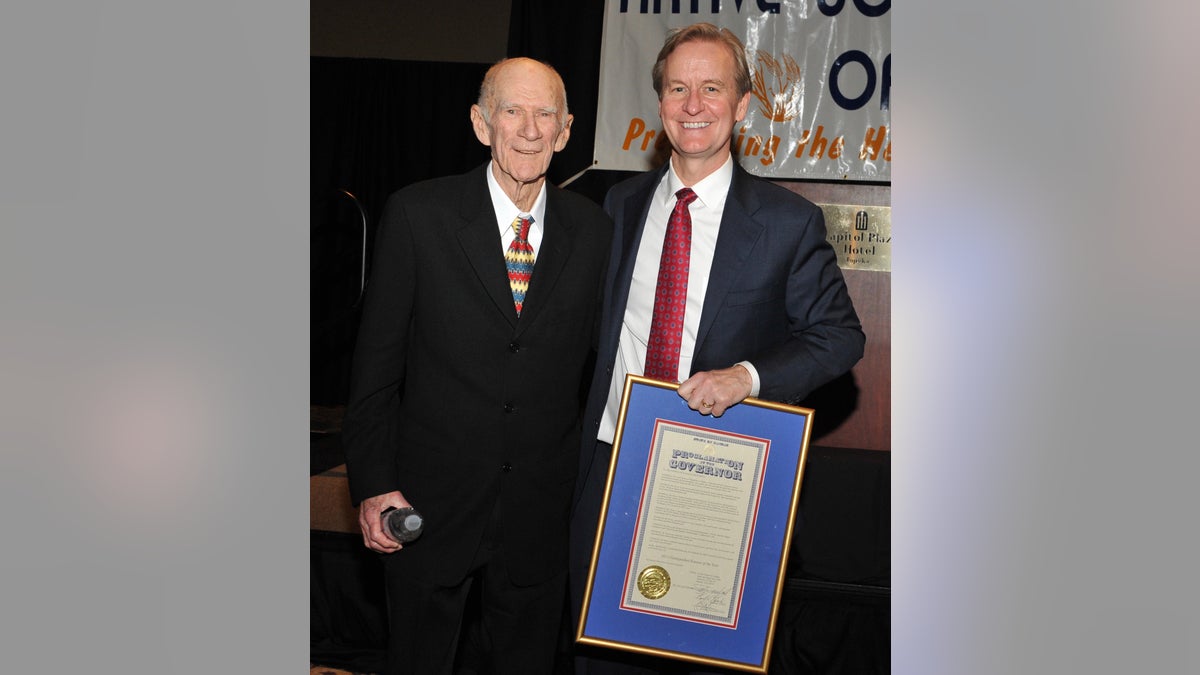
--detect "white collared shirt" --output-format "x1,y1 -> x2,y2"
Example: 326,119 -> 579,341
485,160 -> 545,258
599,155 -> 759,444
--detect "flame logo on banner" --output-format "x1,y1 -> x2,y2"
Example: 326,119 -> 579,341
751,51 -> 803,122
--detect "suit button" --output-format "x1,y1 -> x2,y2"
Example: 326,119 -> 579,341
503,402 -> 515,413
508,342 -> 521,353
501,462 -> 513,472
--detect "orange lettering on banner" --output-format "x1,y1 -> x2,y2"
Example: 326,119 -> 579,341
758,135 -> 781,165
615,118 -> 889,168
734,126 -> 782,166
830,136 -> 844,159
860,125 -> 890,161
793,125 -> 844,160
622,118 -> 644,150
622,117 -> 659,151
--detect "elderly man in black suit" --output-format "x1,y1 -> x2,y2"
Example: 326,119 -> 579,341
342,57 -> 612,675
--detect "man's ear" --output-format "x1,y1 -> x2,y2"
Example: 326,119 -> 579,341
470,105 -> 492,146
735,91 -> 751,123
553,113 -> 574,152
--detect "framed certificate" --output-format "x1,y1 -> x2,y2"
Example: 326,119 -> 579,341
576,376 -> 815,673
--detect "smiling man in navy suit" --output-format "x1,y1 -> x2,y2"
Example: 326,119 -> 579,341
569,23 -> 865,673
342,57 -> 612,675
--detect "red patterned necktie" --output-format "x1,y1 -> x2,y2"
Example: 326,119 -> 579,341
644,187 -> 698,382
505,215 -> 535,315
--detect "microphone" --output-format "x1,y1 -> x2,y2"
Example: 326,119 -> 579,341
380,506 -> 424,543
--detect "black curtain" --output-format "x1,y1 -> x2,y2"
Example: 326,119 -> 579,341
311,57 -> 493,231
310,58 -> 491,405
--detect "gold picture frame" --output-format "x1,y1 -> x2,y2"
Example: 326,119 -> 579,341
577,375 -> 814,673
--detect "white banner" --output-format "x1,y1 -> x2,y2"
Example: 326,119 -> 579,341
594,0 -> 890,182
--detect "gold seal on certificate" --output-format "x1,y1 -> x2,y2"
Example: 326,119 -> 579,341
637,565 -> 671,599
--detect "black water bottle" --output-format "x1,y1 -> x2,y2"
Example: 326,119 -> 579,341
381,506 -> 424,543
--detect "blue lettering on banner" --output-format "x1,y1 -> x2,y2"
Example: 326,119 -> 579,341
830,50 -> 890,111
818,0 -> 890,17
619,0 -> 780,14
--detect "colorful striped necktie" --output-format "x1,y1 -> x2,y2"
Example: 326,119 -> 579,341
644,187 -> 698,382
505,215 -> 535,315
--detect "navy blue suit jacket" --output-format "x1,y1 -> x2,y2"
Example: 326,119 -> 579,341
575,161 -> 865,507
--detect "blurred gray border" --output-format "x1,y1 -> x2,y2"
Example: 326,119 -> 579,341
0,1 -> 308,670
896,1 -> 1200,673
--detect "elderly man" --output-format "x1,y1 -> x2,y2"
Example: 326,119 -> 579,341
343,57 -> 612,674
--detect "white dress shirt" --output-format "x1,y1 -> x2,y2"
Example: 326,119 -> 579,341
598,155 -> 760,444
485,160 -> 545,258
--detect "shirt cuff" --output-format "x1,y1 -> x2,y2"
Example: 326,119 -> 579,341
736,361 -> 761,397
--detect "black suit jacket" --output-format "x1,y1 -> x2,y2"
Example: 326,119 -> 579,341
576,162 -> 865,504
343,163 -> 612,586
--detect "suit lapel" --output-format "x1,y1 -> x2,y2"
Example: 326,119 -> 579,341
517,189 -> 572,332
456,168 -> 521,327
604,167 -> 666,351
695,165 -> 764,352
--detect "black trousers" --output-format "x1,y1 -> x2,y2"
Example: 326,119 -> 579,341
568,440 -> 611,629
383,500 -> 566,675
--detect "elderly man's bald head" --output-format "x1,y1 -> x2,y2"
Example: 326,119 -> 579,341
475,57 -> 570,128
